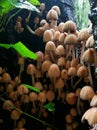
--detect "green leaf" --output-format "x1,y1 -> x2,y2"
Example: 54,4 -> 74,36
0,0 -> 15,15
12,42 -> 38,60
44,102 -> 55,112
22,84 -> 40,93
28,0 -> 40,6
0,42 -> 38,60
0,43 -> 11,49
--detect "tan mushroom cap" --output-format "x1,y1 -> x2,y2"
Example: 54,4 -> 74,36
81,107 -> 97,126
80,85 -> 95,101
90,95 -> 97,107
64,20 -> 77,33
43,29 -> 54,42
48,63 -> 60,78
81,48 -> 95,64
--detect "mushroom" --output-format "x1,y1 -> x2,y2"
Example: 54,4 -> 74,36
64,33 -> 78,59
43,29 -> 54,42
45,41 -> 56,62
37,91 -> 47,117
57,57 -> 66,70
17,84 -> 29,95
66,92 -> 77,105
29,92 -> 38,110
46,90 -> 55,102
58,22 -> 65,33
80,85 -> 95,101
51,5 -> 61,16
77,28 -> 90,64
11,109 -> 21,127
68,67 -> 77,88
63,20 -> 77,34
41,60 -> 52,74
90,95 -> 97,107
81,48 -> 95,87
73,65 -> 89,89
86,35 -> 94,48
81,107 -> 97,126
3,100 -> 14,111
53,30 -> 60,46
26,64 -> 36,85
54,77 -> 65,100
35,51 -> 44,70
47,63 -> 60,85
55,45 -> 66,57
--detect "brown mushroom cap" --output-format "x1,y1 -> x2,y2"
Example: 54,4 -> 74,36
48,63 -> 60,78
86,35 -> 94,48
41,60 -> 52,73
64,33 -> 78,45
81,48 -> 95,64
45,41 -> 56,52
43,30 -> 54,42
80,85 -> 95,101
51,6 -> 61,16
58,22 -> 65,33
46,90 -> 55,101
29,92 -> 38,102
78,28 -> 90,42
46,9 -> 58,20
77,65 -> 88,77
81,107 -> 97,126
26,64 -> 36,75
64,20 -> 77,33
90,95 -> 97,107
55,45 -> 65,56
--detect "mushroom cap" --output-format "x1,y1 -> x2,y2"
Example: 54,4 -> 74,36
27,64 -> 36,75
86,35 -> 94,48
90,95 -> 97,107
61,69 -> 68,80
58,22 -> 65,33
48,63 -> 60,78
43,30 -> 54,42
68,67 -> 77,77
57,57 -> 66,67
66,92 -> 77,105
64,20 -> 77,33
55,45 -> 65,56
45,41 -> 56,52
17,84 -> 29,95
46,9 -> 58,20
51,5 -> 61,16
70,58 -> 79,67
55,77 -> 65,89
81,48 -> 95,64
34,81 -> 43,91
46,90 -> 55,101
29,92 -> 38,101
59,32 -> 67,44
41,60 -> 52,73
78,28 -> 90,42
80,85 -> 95,101
64,33 -> 78,45
81,107 -> 97,126
38,91 -> 47,103
35,27 -> 44,36
53,30 -> 60,41
40,19 -> 47,27
77,65 -> 88,77
36,51 -> 44,62
2,72 -> 11,83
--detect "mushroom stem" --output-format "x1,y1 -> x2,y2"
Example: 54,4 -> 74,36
80,42 -> 85,65
73,77 -> 83,89
87,63 -> 94,88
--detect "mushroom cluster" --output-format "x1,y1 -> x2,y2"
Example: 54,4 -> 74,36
0,2 -> 96,130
